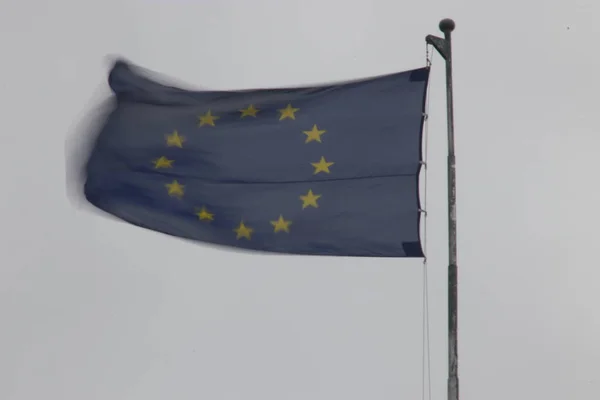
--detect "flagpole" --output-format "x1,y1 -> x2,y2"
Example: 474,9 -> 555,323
425,18 -> 459,400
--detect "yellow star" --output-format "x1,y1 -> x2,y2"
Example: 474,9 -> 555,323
270,215 -> 292,233
278,103 -> 299,121
195,206 -> 214,221
165,130 -> 185,147
198,110 -> 220,127
234,220 -> 253,240
240,104 -> 259,117
153,156 -> 174,168
303,124 -> 326,143
311,156 -> 334,174
165,180 -> 185,198
299,189 -> 321,209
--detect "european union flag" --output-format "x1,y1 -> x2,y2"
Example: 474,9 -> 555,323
83,60 -> 429,257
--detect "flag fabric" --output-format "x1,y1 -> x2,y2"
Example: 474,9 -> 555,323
83,60 -> 429,257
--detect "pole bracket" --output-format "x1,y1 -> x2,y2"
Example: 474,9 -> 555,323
425,35 -> 450,60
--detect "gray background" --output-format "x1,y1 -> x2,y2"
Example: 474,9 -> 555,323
1,0 -> 597,399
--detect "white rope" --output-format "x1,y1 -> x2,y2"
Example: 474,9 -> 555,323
421,43 -> 433,400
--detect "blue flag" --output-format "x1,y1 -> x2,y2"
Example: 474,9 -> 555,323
83,60 -> 429,257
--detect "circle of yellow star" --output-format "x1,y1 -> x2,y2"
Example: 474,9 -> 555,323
198,110 -> 220,127
196,206 -> 214,222
234,221 -> 253,240
166,130 -> 185,147
278,103 -> 299,121
311,156 -> 334,174
299,189 -> 321,209
153,156 -> 174,168
270,215 -> 292,233
165,180 -> 185,198
240,104 -> 259,117
303,124 -> 326,143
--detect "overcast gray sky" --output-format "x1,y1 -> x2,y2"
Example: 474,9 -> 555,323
1,0 -> 599,399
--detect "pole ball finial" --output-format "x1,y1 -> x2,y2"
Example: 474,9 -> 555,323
439,19 -> 455,33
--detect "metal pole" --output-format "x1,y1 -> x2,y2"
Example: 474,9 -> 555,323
425,18 -> 458,400
442,19 -> 459,400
